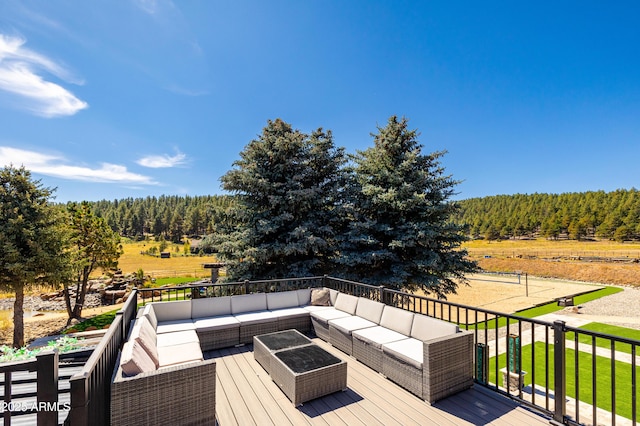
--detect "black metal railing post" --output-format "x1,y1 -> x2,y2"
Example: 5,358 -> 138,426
552,320 -> 567,425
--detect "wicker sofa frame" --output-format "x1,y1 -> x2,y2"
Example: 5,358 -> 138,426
112,286 -> 473,423
111,356 -> 216,425
309,292 -> 474,404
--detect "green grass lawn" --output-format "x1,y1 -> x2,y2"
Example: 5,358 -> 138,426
489,341 -> 640,421
147,276 -> 201,287
567,322 -> 640,355
467,286 -> 623,330
64,309 -> 119,333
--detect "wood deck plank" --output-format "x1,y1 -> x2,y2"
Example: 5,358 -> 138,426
236,346 -> 301,426
208,337 -> 551,426
215,347 -> 259,426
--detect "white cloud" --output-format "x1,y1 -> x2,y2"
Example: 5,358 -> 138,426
0,34 -> 88,117
136,152 -> 187,168
0,146 -> 155,184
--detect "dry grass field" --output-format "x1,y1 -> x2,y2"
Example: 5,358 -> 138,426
464,239 -> 640,287
108,241 -> 215,279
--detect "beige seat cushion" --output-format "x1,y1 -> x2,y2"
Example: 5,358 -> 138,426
194,315 -> 240,332
382,338 -> 423,370
156,329 -> 200,347
156,319 -> 196,334
352,326 -> 407,349
329,316 -> 376,335
310,307 -> 351,326
157,341 -> 203,368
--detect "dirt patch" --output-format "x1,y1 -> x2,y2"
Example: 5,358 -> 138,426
425,273 -> 604,314
0,304 -> 123,347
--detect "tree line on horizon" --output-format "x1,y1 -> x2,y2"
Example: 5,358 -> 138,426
454,189 -> 640,241
87,194 -> 233,244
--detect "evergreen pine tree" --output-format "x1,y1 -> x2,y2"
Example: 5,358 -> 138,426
0,166 -> 72,347
336,116 -> 476,297
215,119 -> 346,280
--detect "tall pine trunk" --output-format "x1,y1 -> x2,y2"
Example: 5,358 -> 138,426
13,284 -> 25,348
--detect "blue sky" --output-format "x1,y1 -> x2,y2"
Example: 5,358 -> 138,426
1,1 -> 639,203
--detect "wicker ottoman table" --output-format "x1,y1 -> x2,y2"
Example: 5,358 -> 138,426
254,329 -> 313,375
254,330 -> 347,406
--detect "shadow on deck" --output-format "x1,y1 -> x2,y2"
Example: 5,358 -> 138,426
206,337 -> 550,426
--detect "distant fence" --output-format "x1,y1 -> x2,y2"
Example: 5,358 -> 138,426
470,249 -> 640,261
146,269 -> 211,279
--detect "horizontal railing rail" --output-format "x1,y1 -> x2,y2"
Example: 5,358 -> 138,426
138,275 -> 326,304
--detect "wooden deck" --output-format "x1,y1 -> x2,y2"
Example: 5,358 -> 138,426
207,337 -> 550,426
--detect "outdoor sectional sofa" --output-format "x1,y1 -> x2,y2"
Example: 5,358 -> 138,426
307,290 -> 474,403
111,286 -> 473,424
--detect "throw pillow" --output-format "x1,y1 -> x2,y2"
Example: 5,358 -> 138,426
310,288 -> 330,306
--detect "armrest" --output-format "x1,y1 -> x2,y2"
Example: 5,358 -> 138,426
422,330 -> 474,403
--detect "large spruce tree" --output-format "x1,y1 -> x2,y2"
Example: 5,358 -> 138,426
0,166 -> 71,347
215,119 -> 346,280
336,116 -> 476,297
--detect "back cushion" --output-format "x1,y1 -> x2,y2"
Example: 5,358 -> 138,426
410,314 -> 459,341
334,293 -> 358,315
329,289 -> 338,305
142,304 -> 158,330
152,300 -> 192,322
380,306 -> 415,336
231,293 -> 267,314
355,298 -> 385,324
296,288 -> 312,306
120,340 -> 156,377
267,291 -> 299,310
130,316 -> 159,367
191,296 -> 232,318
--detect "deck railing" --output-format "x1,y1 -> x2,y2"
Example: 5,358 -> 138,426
328,280 -> 639,426
66,275 -> 639,426
0,350 -> 59,426
66,290 -> 138,426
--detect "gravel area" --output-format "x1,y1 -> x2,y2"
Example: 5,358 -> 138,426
576,286 -> 640,330
0,294 -> 103,312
